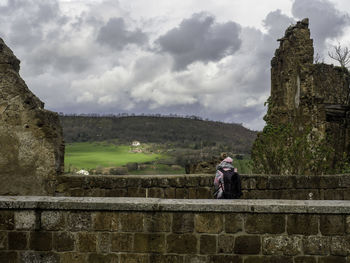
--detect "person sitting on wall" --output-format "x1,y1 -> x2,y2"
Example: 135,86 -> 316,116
213,154 -> 242,199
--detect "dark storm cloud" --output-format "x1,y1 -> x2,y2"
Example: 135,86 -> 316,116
263,9 -> 295,39
292,0 -> 350,51
97,17 -> 148,50
156,12 -> 242,70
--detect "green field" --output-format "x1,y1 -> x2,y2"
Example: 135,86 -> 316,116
65,142 -> 163,171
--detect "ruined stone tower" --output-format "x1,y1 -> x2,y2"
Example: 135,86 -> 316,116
0,38 -> 64,195
252,18 -> 350,175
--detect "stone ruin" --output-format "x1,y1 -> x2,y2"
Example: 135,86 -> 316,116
252,18 -> 350,175
0,38 -> 64,195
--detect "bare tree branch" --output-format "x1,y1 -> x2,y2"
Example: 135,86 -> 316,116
328,43 -> 350,68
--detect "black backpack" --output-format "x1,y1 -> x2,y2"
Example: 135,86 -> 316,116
218,168 -> 242,199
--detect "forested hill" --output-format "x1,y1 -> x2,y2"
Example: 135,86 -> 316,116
59,115 -> 258,154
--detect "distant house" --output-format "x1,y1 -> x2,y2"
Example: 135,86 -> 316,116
132,141 -> 141,147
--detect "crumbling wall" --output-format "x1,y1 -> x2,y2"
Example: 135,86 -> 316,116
0,38 -> 64,195
252,19 -> 350,175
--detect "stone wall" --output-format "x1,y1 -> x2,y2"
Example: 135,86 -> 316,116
251,18 -> 350,175
0,196 -> 349,262
0,38 -> 64,196
55,174 -> 350,200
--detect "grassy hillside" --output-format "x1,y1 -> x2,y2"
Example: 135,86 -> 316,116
60,115 -> 257,154
65,142 -> 163,170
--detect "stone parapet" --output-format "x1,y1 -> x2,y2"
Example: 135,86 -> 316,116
56,173 -> 350,200
0,196 -> 349,262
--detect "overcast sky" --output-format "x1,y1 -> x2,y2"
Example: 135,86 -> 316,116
1,0 -> 350,130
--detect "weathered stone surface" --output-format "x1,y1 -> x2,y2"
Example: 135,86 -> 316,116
172,213 -> 194,233
53,232 -> 75,252
77,232 -> 96,252
184,255 -> 207,263
195,213 -> 223,233
320,215 -> 345,235
111,233 -> 133,252
0,211 -> 14,230
119,212 -> 143,232
0,231 -> 7,250
200,235 -> 216,254
166,234 -> 197,254
150,254 -> 183,263
19,251 -> 59,263
318,256 -> 347,263
234,235 -> 261,254
208,255 -> 243,263
262,236 -> 302,256
303,236 -> 330,255
41,211 -> 66,231
119,254 -> 147,263
93,212 -> 118,231
88,253 -> 118,263
68,212 -> 92,231
287,214 -> 318,235
330,236 -> 350,256
15,211 -> 37,230
218,234 -> 235,254
225,214 -> 243,233
144,212 -> 171,232
0,38 -> 64,196
134,233 -> 165,253
245,214 -> 285,234
294,257 -> 317,263
0,251 -> 17,263
251,18 -> 350,175
60,252 -> 86,263
29,232 -> 52,251
8,232 -> 27,250
97,233 -> 110,253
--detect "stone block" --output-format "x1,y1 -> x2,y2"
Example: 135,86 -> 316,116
188,188 -> 197,199
15,211 -> 37,230
19,251 -> 60,263
347,216 -> 350,234
303,236 -> 330,255
195,213 -> 223,233
41,211 -> 66,231
287,214 -> 318,235
0,252 -> 17,263
0,211 -> 14,230
88,253 -> 119,263
321,189 -> 344,200
294,257 -> 317,263
93,212 -> 118,231
330,236 -> 350,256
268,176 -> 295,189
59,252 -> 87,263
127,187 -> 146,197
147,188 -> 164,198
234,235 -> 261,254
120,212 -> 143,232
320,215 -> 345,235
225,214 -> 243,233
120,254 -> 148,263
150,254 -> 183,263
170,177 -> 186,187
172,213 -> 194,233
144,212 -> 171,232
241,178 -> 256,190
134,233 -> 165,253
29,232 -> 52,251
184,255 -> 207,263
53,232 -> 75,252
8,232 -> 27,250
318,256 -> 347,263
105,188 -> 127,197
0,231 -> 7,250
218,234 -> 235,254
111,233 -> 133,252
77,232 -> 96,252
208,255 -> 243,263
164,188 -> 176,198
176,188 -> 188,199
97,233 -> 110,253
199,176 -> 212,187
262,236 -> 302,256
197,187 -> 212,199
256,176 -> 268,189
200,234 -> 216,254
166,234 -> 197,254
245,214 -> 285,234
68,212 -> 92,231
